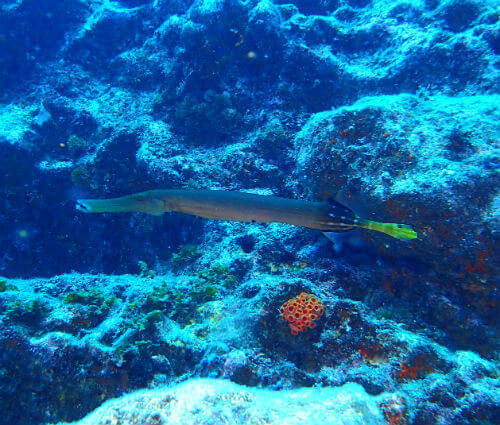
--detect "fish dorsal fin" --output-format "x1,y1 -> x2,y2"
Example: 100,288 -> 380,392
335,189 -> 375,219
326,197 -> 356,220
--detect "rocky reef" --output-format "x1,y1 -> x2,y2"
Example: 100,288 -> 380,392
0,0 -> 498,424
53,379 -> 389,425
1,272 -> 499,425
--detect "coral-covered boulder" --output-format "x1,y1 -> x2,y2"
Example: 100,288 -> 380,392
295,93 -> 499,348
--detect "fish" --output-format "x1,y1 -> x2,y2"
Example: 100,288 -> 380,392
76,189 -> 417,241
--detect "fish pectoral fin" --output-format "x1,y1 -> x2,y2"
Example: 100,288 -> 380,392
322,231 -> 336,244
322,230 -> 356,243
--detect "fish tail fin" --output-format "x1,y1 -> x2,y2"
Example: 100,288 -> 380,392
357,219 -> 417,241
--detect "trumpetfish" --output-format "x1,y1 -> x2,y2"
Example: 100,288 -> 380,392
76,189 -> 417,241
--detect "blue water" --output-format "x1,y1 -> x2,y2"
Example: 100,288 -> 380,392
0,1 -> 498,424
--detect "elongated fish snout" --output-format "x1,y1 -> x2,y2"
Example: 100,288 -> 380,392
75,196 -> 144,213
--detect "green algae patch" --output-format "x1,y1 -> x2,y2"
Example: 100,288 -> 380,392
70,166 -> 93,188
138,260 -> 156,278
5,299 -> 49,325
0,279 -> 18,292
137,310 -> 163,331
195,265 -> 237,290
63,289 -> 117,319
169,264 -> 239,304
67,134 -> 90,155
171,245 -> 202,270
173,90 -> 241,144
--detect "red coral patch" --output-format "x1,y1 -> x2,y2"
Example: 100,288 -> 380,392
280,292 -> 324,335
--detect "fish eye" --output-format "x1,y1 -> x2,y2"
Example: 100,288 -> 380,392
397,224 -> 402,228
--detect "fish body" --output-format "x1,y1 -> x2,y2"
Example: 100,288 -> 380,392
76,189 -> 417,241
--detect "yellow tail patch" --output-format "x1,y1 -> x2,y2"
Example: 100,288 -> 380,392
358,219 -> 417,241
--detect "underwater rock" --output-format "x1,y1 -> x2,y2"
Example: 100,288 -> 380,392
1,0 -> 498,281
0,272 -> 498,425
295,92 -> 500,352
437,0 -> 483,33
53,379 -> 387,425
0,0 -> 90,91
0,1 -> 499,424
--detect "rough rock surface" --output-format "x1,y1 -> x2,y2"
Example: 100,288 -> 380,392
1,273 -> 499,425
0,0 -> 498,424
53,379 -> 386,425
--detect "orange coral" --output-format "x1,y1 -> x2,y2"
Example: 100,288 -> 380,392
397,355 -> 433,381
379,397 -> 408,425
280,292 -> 324,335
